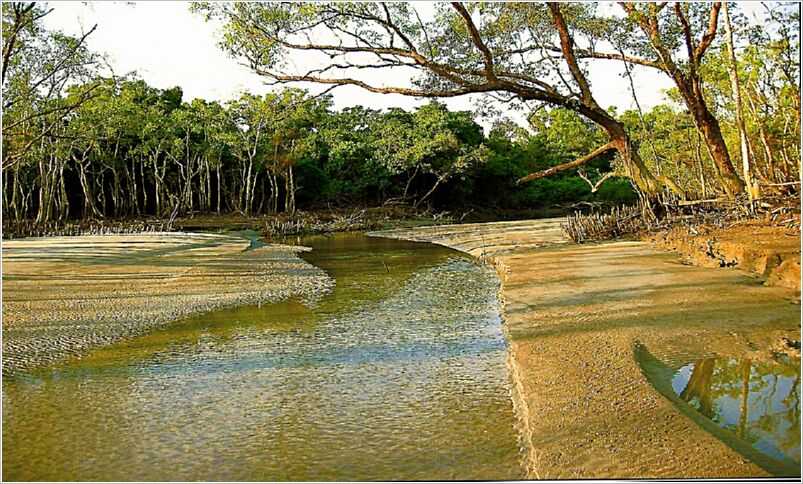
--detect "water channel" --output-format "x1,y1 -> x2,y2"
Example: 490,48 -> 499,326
2,233 -> 524,481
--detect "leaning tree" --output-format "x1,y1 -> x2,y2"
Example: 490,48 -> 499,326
572,2 -> 747,197
194,2 -> 686,203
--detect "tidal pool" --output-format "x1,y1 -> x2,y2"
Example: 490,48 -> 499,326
2,233 -> 524,481
672,356 -> 800,467
637,342 -> 801,477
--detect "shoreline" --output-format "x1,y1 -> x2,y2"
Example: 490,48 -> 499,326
3,219 -> 799,477
372,219 -> 800,478
1,206 -> 572,240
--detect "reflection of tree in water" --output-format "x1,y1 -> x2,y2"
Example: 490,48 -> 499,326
782,373 -> 800,421
679,359 -> 716,418
677,357 -> 801,463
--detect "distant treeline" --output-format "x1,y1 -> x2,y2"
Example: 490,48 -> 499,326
3,76 -> 636,222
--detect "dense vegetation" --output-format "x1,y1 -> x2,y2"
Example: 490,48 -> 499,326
1,2 -> 799,226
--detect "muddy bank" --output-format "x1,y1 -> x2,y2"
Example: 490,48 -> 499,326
2,233 -> 332,376
646,221 -> 801,293
373,219 -> 800,479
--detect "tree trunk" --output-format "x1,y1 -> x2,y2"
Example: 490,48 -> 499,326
243,158 -> 253,214
205,160 -> 212,212
140,158 -> 148,215
288,165 -> 295,213
284,166 -> 296,214
58,163 -> 69,220
517,88 -> 677,202
271,173 -> 279,213
695,132 -> 708,198
110,167 -> 122,217
216,165 -> 222,212
537,4 -> 672,203
266,172 -> 276,214
687,94 -> 745,197
723,3 -> 759,201
249,163 -> 259,213
621,2 -> 745,198
589,110 -> 679,201
10,165 -> 21,220
402,165 -> 419,201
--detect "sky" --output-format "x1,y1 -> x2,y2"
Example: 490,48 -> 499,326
42,1 -> 769,130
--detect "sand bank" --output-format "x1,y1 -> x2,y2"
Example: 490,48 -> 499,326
2,232 -> 332,376
373,219 -> 800,478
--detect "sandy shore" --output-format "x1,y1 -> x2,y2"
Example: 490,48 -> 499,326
373,219 -> 800,479
2,232 -> 333,376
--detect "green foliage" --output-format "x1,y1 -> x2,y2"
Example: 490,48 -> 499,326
3,2 -> 799,224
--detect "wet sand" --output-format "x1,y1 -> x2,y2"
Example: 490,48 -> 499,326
2,232 -> 333,376
373,219 -> 801,478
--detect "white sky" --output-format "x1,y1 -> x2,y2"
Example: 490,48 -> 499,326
42,1 -> 770,130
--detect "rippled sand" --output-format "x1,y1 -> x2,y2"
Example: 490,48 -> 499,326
374,219 -> 801,479
2,233 -> 333,375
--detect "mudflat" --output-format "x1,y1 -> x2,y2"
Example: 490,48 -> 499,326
2,232 -> 333,376
374,219 -> 801,479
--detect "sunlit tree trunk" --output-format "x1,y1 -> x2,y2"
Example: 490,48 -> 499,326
723,3 -> 760,201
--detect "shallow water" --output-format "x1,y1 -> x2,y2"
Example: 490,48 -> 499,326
672,356 -> 800,466
2,233 -> 524,481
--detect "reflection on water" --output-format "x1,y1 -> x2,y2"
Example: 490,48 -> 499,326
672,357 -> 801,466
2,234 -> 524,481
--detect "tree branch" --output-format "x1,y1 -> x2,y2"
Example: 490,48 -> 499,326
578,168 -> 616,193
451,2 -> 497,81
547,3 -> 596,107
695,2 -> 722,62
516,142 -> 617,185
255,68 -> 488,98
571,49 -> 662,70
673,3 -> 696,64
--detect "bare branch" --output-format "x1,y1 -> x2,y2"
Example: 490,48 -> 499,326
516,142 -> 617,185
673,3 -> 696,63
695,2 -> 722,62
254,68 -> 489,98
571,49 -> 662,70
578,168 -> 616,193
547,3 -> 597,107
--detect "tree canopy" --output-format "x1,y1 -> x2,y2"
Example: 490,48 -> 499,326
195,1 -> 800,202
1,2 -> 799,226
